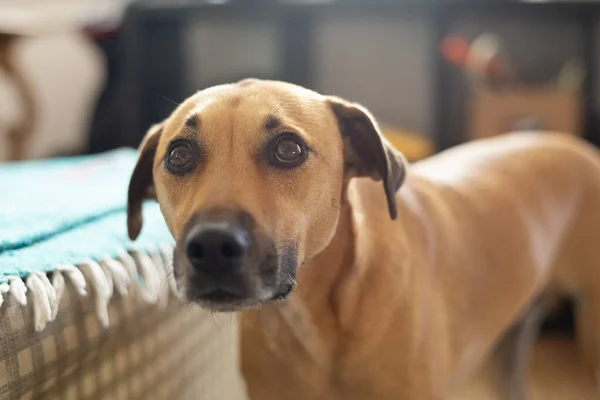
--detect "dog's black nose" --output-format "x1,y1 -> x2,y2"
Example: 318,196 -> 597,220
185,223 -> 249,273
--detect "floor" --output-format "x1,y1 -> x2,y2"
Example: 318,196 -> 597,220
451,337 -> 597,400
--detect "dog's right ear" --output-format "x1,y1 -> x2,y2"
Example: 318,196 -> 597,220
127,122 -> 163,240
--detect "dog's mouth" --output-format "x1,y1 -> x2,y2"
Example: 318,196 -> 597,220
199,288 -> 244,303
196,286 -> 293,303
181,265 -> 297,312
190,283 -> 295,312
271,283 -> 294,301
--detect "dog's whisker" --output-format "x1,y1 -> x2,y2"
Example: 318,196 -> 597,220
210,310 -> 223,330
159,270 -> 175,293
271,103 -> 284,118
184,303 -> 193,321
160,95 -> 180,106
159,279 -> 170,293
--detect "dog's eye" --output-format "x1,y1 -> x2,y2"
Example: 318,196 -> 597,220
166,141 -> 194,173
270,135 -> 307,168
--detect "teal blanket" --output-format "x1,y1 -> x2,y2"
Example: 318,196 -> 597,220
0,149 -> 173,283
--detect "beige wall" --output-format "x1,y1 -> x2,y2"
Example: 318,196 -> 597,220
183,18 -> 281,87
313,13 -> 432,136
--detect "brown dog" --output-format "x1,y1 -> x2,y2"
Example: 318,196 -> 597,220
127,79 -> 600,399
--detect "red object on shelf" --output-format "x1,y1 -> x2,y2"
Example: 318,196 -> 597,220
440,35 -> 470,67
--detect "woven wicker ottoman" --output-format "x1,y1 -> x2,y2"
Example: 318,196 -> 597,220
0,273 -> 248,400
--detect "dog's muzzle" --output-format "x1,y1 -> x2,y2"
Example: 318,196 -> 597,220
174,209 -> 295,311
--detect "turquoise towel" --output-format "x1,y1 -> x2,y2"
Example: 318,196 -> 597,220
0,149 -> 173,283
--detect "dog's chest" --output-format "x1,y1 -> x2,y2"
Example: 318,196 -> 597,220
239,306 -> 433,400
240,306 -> 336,399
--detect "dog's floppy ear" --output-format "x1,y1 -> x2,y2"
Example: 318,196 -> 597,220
127,122 -> 163,240
327,96 -> 406,220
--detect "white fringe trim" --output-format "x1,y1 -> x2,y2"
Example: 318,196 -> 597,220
0,242 -> 177,332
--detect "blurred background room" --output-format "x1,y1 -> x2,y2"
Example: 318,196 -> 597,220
0,0 -> 599,399
3,0 -> 599,164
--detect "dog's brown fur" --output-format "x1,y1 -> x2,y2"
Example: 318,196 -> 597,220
127,79 -> 600,399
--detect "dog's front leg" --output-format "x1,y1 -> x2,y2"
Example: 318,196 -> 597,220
493,296 -> 548,400
575,292 -> 600,394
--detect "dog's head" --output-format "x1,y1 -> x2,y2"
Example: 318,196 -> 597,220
127,79 -> 406,311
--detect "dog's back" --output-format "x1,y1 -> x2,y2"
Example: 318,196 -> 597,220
403,132 -> 600,386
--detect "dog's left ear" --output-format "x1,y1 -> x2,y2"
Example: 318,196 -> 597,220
327,96 -> 406,220
127,122 -> 163,240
